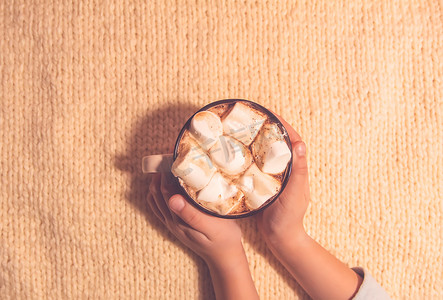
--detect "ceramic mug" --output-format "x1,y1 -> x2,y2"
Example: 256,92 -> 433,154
142,99 -> 293,218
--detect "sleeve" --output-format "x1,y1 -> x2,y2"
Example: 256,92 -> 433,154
351,267 -> 391,300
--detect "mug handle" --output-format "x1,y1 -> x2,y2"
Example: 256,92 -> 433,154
142,154 -> 174,173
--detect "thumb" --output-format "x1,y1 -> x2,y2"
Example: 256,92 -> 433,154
291,141 -> 308,177
168,194 -> 210,233
280,141 -> 309,204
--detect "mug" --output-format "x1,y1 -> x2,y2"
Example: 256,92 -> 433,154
142,99 -> 293,218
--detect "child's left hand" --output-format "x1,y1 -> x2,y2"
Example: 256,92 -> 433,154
147,172 -> 244,265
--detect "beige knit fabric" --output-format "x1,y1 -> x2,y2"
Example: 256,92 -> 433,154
0,1 -> 441,299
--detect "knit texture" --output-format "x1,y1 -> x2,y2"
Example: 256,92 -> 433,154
0,1 -> 441,299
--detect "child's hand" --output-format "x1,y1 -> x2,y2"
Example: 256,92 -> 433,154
147,172 -> 244,265
254,115 -> 365,300
147,173 -> 260,299
256,114 -> 310,249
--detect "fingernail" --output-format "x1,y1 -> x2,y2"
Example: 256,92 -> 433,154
295,142 -> 306,157
169,196 -> 185,212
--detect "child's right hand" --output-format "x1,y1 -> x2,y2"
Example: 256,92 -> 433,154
256,114 -> 310,249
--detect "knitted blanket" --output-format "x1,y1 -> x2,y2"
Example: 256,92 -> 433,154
1,1 -> 441,299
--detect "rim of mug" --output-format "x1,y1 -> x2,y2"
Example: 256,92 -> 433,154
172,99 -> 293,219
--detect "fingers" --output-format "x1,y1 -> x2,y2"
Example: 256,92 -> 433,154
146,193 -> 165,224
160,172 -> 188,226
270,111 -> 302,146
291,141 -> 308,176
148,173 -> 196,231
176,223 -> 208,244
168,194 -> 212,237
147,174 -> 195,241
160,171 -> 180,199
263,111 -> 310,211
150,173 -> 173,222
268,110 -> 308,182
279,140 -> 310,209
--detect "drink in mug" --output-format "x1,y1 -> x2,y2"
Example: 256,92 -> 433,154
143,99 -> 293,218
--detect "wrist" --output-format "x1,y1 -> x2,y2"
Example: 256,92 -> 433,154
204,243 -> 259,300
266,228 -> 311,258
204,243 -> 248,273
266,225 -> 308,248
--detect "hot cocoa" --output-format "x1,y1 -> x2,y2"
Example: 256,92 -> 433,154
171,101 -> 292,216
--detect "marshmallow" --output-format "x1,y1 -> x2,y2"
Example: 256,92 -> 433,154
197,172 -> 243,214
237,163 -> 281,209
171,137 -> 216,191
209,135 -> 253,175
189,111 -> 223,151
222,102 -> 267,145
252,123 -> 291,174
